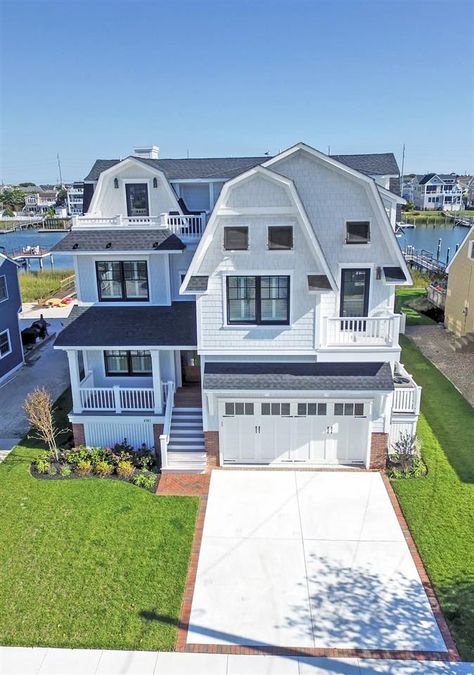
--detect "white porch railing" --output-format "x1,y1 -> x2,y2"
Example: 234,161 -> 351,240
79,383 -> 155,413
73,213 -> 206,239
159,381 -> 175,470
323,315 -> 401,348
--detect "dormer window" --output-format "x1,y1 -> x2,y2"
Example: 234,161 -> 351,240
224,227 -> 248,251
268,226 -> 293,250
125,183 -> 149,217
345,221 -> 370,245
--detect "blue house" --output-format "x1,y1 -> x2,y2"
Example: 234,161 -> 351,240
0,253 -> 24,385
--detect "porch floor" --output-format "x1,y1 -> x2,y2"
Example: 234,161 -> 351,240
175,385 -> 202,408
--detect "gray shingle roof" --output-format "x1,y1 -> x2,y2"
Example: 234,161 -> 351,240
84,156 -> 269,182
55,302 -> 197,348
203,362 -> 394,391
50,229 -> 185,253
383,266 -> 408,283
330,153 -> 399,176
84,151 -> 399,182
184,276 -> 209,292
307,274 -> 331,291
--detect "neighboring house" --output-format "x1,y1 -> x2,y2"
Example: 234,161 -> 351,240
66,182 -> 84,216
23,188 -> 58,215
410,173 -> 463,211
0,254 -> 24,386
53,143 -> 418,473
445,225 -> 474,339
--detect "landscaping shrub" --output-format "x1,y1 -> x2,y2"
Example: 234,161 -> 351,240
60,465 -> 72,478
34,457 -> 50,474
117,460 -> 134,480
65,446 -> 90,466
95,460 -> 114,477
132,444 -> 154,469
89,447 -> 109,466
132,471 -> 157,491
47,464 -> 57,476
387,432 -> 427,479
75,459 -> 92,476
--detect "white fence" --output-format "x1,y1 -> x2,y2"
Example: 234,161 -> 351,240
159,381 -> 175,470
324,315 -> 401,347
79,383 -> 155,412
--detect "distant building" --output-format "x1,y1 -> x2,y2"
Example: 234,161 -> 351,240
405,173 -> 463,211
23,187 -> 58,215
66,182 -> 84,216
0,254 -> 24,386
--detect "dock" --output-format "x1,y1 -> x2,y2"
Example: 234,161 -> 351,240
9,247 -> 55,270
443,212 -> 474,228
403,246 -> 447,277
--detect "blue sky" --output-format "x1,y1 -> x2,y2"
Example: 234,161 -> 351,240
1,0 -> 473,183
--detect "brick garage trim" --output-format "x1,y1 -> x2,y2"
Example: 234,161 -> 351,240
369,432 -> 388,470
204,431 -> 219,468
72,423 -> 85,447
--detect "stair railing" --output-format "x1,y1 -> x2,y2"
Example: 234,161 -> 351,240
159,380 -> 175,470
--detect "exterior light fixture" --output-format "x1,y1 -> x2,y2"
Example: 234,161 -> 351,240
152,241 -> 160,249
72,243 -> 79,250
114,178 -> 119,189
153,177 -> 158,188
106,242 -> 112,249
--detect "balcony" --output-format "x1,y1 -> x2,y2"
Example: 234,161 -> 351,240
72,212 -> 206,240
77,372 -> 170,414
322,315 -> 402,349
392,366 -> 421,415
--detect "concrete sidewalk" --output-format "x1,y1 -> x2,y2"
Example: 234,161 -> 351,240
0,647 -> 473,674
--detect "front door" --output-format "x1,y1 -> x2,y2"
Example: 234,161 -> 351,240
340,268 -> 370,317
181,350 -> 201,384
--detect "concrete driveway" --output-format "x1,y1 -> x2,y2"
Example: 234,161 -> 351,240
0,320 -> 69,451
187,471 -> 447,652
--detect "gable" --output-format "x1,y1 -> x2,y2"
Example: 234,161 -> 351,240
226,174 -> 292,208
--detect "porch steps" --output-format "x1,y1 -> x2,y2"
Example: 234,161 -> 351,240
166,407 -> 206,473
450,332 -> 474,352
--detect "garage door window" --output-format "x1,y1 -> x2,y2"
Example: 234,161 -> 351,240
297,403 -> 327,416
261,402 -> 290,416
225,402 -> 254,415
334,403 -> 365,416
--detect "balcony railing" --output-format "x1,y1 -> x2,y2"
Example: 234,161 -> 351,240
323,315 -> 401,348
392,367 -> 422,415
73,212 -> 206,239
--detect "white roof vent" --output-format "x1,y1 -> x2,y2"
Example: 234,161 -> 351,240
134,145 -> 159,159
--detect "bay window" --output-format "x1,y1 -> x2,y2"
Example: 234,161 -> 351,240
226,275 -> 289,325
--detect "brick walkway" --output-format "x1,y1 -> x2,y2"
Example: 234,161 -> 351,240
156,473 -> 210,496
406,324 -> 474,405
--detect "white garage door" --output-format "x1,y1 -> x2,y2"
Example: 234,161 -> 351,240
220,400 -> 370,465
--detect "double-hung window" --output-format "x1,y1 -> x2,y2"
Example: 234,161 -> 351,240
0,276 -> 7,302
96,261 -> 148,301
0,330 -> 11,358
104,350 -> 152,376
226,275 -> 290,325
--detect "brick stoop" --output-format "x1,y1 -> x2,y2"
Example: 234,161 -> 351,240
156,473 -> 210,497
369,432 -> 388,470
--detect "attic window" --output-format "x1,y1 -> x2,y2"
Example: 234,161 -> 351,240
224,227 -> 248,251
346,221 -> 370,244
268,226 -> 293,250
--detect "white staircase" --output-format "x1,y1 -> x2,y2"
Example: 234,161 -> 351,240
166,407 -> 207,473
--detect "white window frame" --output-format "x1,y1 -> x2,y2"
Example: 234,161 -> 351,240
0,275 -> 8,303
0,329 -> 12,359
122,179 -> 151,218
221,270 -> 293,328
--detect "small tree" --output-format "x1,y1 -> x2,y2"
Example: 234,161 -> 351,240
23,387 -> 60,460
390,432 -> 419,472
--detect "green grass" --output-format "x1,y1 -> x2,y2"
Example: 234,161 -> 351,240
0,390 -> 199,651
393,336 -> 474,659
395,287 -> 436,326
19,269 -> 75,303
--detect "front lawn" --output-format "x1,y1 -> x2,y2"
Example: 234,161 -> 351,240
0,390 -> 198,651
394,336 -> 474,659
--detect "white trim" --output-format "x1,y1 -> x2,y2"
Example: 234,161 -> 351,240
0,328 -> 12,360
377,184 -> 406,204
0,359 -> 23,387
55,344 -> 198,351
180,164 -> 336,294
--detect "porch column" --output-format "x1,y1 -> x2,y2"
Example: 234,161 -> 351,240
67,350 -> 82,413
151,350 -> 162,414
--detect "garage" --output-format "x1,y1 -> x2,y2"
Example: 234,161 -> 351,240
219,398 -> 370,465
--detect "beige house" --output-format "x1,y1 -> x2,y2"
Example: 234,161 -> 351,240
445,225 -> 474,337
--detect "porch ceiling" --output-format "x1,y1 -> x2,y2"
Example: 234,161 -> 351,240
55,302 -> 197,348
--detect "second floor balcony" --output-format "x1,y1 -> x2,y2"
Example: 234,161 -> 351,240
321,314 -> 402,349
73,212 -> 207,241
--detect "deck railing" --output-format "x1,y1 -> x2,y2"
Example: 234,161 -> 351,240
159,381 -> 175,470
323,315 -> 401,348
79,382 -> 156,413
73,212 -> 206,239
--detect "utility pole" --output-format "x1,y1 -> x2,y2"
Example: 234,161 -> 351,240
57,153 -> 63,186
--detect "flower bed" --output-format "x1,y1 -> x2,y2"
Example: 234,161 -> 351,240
31,441 -> 159,492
